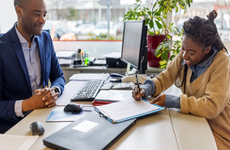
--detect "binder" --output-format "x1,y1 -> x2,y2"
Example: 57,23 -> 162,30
95,99 -> 164,123
43,111 -> 136,150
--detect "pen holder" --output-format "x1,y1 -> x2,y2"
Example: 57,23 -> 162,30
74,59 -> 82,65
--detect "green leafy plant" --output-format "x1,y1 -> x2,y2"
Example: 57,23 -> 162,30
155,29 -> 183,68
124,0 -> 192,68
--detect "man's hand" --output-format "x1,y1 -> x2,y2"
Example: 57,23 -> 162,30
132,87 -> 145,101
36,87 -> 59,107
150,94 -> 166,107
22,88 -> 51,112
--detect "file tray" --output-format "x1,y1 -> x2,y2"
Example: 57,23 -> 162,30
43,110 -> 136,150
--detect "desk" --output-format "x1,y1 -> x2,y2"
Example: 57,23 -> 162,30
5,81 -> 217,150
62,66 -> 163,83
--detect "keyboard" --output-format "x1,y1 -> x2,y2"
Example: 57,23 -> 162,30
70,79 -> 104,101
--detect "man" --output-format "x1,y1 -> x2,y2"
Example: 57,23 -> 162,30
0,0 -> 65,133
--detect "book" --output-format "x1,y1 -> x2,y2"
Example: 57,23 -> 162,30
92,90 -> 133,106
95,99 -> 164,123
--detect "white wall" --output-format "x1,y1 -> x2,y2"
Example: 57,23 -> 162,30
0,0 -> 17,33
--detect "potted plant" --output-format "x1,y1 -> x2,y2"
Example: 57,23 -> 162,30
124,0 -> 192,68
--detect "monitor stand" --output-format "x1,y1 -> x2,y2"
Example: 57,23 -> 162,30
125,62 -> 131,76
126,65 -> 137,76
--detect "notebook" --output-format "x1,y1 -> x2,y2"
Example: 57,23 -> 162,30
95,99 -> 164,123
43,110 -> 136,150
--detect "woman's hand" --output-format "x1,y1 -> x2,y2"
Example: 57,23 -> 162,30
150,94 -> 166,107
132,87 -> 145,101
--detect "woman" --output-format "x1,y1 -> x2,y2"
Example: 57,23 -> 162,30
132,10 -> 230,149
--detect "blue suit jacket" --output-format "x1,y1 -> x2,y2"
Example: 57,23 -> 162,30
0,23 -> 65,132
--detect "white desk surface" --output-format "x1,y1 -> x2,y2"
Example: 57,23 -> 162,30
169,109 -> 217,150
5,81 -> 217,150
165,85 -> 217,150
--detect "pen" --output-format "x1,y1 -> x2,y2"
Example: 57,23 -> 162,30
135,74 -> 140,92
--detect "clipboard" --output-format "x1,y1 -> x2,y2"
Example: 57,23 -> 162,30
94,99 -> 164,123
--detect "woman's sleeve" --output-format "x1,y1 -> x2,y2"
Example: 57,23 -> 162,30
152,52 -> 183,96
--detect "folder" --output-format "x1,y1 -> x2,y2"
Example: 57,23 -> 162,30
43,111 -> 136,150
95,99 -> 164,123
92,100 -> 112,106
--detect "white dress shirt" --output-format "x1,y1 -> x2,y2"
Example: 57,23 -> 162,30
14,26 -> 42,117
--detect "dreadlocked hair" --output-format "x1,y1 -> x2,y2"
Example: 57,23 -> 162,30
175,10 -> 227,92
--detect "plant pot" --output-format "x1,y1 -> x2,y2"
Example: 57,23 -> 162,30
147,34 -> 167,68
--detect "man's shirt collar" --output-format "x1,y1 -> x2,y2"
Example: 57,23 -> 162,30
15,25 -> 36,46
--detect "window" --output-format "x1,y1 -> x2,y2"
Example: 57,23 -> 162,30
45,0 -> 230,41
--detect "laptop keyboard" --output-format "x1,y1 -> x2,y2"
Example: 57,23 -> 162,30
70,79 -> 104,101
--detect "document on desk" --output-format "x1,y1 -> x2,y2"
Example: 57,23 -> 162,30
95,99 -> 164,123
0,134 -> 39,150
69,73 -> 109,81
94,90 -> 133,102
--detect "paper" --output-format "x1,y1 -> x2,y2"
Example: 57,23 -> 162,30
56,81 -> 86,105
111,82 -> 135,90
102,52 -> 121,58
0,134 -> 39,150
56,50 -> 76,59
95,100 -> 162,122
46,106 -> 93,122
95,90 -> 133,102
69,73 -> 109,81
72,120 -> 98,133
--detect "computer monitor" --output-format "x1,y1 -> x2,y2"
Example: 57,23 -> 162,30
120,20 -> 148,74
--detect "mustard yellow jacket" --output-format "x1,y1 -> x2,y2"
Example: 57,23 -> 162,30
152,49 -> 230,149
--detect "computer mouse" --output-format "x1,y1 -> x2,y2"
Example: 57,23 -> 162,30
110,73 -> 123,78
30,121 -> 45,136
64,103 -> 83,113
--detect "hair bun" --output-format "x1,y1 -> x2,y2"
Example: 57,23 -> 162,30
207,10 -> 217,23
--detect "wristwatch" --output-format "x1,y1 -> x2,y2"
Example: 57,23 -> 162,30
54,87 -> 60,94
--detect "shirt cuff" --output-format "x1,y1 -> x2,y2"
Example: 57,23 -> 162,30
165,94 -> 180,109
15,100 -> 24,117
141,79 -> 156,97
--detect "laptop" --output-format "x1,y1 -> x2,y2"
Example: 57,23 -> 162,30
43,110 -> 136,150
